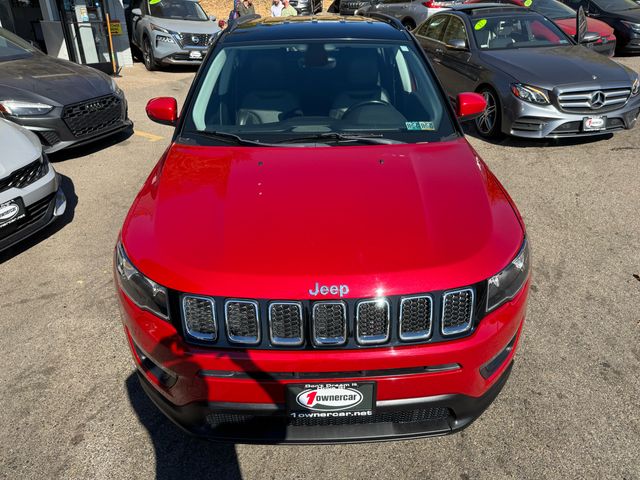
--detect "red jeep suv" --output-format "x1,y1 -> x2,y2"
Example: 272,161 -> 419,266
115,15 -> 530,443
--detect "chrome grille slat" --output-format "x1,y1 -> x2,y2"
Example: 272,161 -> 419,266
269,302 -> 303,346
441,289 -> 474,336
225,300 -> 260,345
312,302 -> 347,346
557,87 -> 631,112
399,295 -> 433,341
356,300 -> 390,345
182,295 -> 217,341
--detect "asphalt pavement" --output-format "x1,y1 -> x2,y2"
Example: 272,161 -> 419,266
1,59 -> 639,480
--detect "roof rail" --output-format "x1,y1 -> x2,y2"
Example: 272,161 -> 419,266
228,13 -> 261,32
360,12 -> 405,31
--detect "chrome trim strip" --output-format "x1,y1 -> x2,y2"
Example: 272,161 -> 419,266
399,295 -> 433,341
312,301 -> 347,346
225,299 -> 261,345
268,301 -> 304,346
181,295 -> 217,342
377,393 -> 455,408
441,288 -> 475,336
356,299 -> 390,345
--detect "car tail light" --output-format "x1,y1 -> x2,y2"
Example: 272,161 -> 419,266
225,300 -> 260,344
422,1 -> 444,8
356,299 -> 390,345
441,288 -> 474,335
182,295 -> 217,341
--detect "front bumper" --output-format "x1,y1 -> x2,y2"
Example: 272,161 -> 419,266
6,96 -> 132,154
152,34 -> 209,66
502,93 -> 640,139
117,275 -> 529,443
0,175 -> 66,252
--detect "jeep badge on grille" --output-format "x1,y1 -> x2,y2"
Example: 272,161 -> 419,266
308,283 -> 349,297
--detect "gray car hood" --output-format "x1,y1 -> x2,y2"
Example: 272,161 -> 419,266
480,46 -> 635,89
0,119 -> 41,178
0,53 -> 113,107
147,16 -> 220,34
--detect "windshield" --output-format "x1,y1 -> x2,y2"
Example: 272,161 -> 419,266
472,14 -> 572,49
525,0 -> 577,19
0,28 -> 36,61
592,0 -> 639,10
184,42 -> 457,145
148,0 -> 208,20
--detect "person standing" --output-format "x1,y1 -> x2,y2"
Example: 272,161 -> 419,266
280,0 -> 298,16
237,0 -> 255,17
271,0 -> 284,16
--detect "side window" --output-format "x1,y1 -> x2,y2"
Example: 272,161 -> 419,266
424,15 -> 449,41
442,17 -> 468,45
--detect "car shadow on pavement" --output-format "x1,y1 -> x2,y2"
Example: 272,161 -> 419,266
126,374 -> 243,480
0,173 -> 77,263
463,124 -> 614,148
48,127 -> 134,163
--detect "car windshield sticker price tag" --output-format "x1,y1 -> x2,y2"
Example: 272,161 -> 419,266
475,19 -> 487,30
406,121 -> 435,131
524,0 -> 533,6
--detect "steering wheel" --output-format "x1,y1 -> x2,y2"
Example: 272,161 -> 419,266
342,100 -> 393,120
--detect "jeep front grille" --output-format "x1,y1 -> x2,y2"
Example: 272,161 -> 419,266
269,302 -> 303,346
225,300 -> 260,344
177,285 -> 482,349
441,289 -> 474,336
182,296 -> 217,341
356,300 -> 390,345
399,296 -> 433,341
312,302 -> 347,346
556,87 -> 631,113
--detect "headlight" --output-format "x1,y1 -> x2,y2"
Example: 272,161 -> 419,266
115,242 -> 169,320
510,83 -> 550,105
0,100 -> 54,116
632,77 -> 639,97
156,34 -> 175,43
150,23 -> 171,34
487,238 -> 530,312
621,20 -> 640,34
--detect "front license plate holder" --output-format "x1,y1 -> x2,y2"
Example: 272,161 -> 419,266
286,382 -> 376,418
189,50 -> 202,59
0,197 -> 26,230
583,116 -> 606,131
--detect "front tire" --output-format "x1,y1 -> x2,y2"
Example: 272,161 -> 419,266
475,87 -> 502,140
143,37 -> 157,71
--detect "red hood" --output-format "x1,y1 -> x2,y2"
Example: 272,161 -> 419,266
554,17 -> 614,38
121,138 -> 524,299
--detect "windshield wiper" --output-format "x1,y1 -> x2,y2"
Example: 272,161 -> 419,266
274,132 -> 402,145
195,130 -> 270,146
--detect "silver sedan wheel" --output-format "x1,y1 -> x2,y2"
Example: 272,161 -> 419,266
476,90 -> 498,135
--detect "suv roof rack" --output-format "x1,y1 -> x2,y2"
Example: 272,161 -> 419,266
359,12 -> 406,31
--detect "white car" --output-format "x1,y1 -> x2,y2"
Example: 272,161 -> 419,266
0,119 -> 66,252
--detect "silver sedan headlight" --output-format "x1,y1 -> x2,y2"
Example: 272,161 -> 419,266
510,84 -> 550,105
487,238 -> 530,312
631,77 -> 639,97
115,242 -> 169,320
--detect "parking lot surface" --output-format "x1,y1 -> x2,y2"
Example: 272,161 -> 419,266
1,60 -> 639,479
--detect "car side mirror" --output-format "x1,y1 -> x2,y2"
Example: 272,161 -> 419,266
131,7 -> 142,16
146,97 -> 178,126
581,31 -> 601,43
456,92 -> 486,121
446,38 -> 467,50
209,14 -> 217,21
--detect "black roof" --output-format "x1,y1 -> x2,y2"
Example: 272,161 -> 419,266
447,4 -> 534,15
222,16 -> 410,43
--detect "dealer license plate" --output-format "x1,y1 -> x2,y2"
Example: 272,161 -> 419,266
583,116 -> 606,131
0,198 -> 26,230
286,382 -> 376,418
189,50 -> 202,59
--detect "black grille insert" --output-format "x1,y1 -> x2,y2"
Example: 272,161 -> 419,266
442,289 -> 474,335
225,300 -> 260,344
400,296 -> 433,341
269,302 -> 303,346
62,95 -> 123,138
356,300 -> 390,345
312,302 -> 347,346
182,296 -> 217,341
0,158 -> 48,194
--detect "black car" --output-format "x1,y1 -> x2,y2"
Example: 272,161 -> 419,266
561,0 -> 640,52
0,28 -> 132,153
414,4 -> 640,138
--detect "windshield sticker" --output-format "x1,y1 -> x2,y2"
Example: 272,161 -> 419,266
524,0 -> 533,6
149,0 -> 162,4
406,121 -> 435,131
474,19 -> 487,30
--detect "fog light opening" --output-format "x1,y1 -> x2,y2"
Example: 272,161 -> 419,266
131,340 -> 178,389
480,334 -> 517,380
